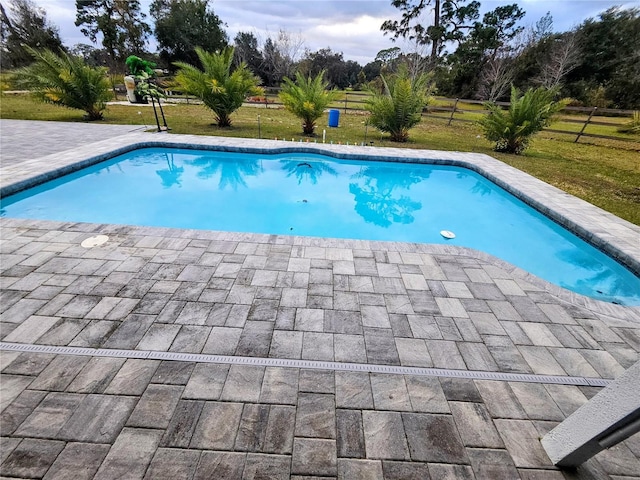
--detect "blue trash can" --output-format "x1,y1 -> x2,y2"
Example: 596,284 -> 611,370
328,109 -> 340,127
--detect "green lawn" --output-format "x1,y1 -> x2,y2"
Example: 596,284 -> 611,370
2,93 -> 639,225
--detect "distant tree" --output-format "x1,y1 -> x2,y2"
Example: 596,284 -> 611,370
381,0 -> 483,65
438,3 -> 525,98
14,47 -> 111,120
69,43 -> 110,67
0,0 -> 65,68
343,60 -> 362,88
534,31 -> 580,89
375,46 -> 401,67
478,86 -> 568,154
365,66 -> 433,142
260,29 -> 304,86
567,7 -> 640,108
362,60 -> 382,82
75,0 -> 151,71
298,47 -> 360,89
476,4 -> 525,60
279,70 -> 339,135
355,70 -> 367,90
532,11 -> 553,42
150,0 -> 227,68
306,48 -> 345,87
476,54 -> 514,101
173,47 -> 262,127
233,31 -> 262,76
260,38 -> 280,86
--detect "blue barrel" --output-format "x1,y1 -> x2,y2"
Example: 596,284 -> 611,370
328,109 -> 340,127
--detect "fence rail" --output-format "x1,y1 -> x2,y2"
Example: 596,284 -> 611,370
160,90 -> 638,145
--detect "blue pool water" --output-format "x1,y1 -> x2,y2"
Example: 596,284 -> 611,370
2,147 -> 639,305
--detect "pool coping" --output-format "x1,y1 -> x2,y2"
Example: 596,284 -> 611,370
1,132 -> 639,320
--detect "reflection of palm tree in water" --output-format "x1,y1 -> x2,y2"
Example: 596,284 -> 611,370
155,152 -> 184,188
349,166 -> 429,227
280,160 -> 338,185
456,172 -> 492,197
184,156 -> 263,190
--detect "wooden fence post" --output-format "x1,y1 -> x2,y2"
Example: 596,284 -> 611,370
448,98 -> 460,126
575,106 -> 597,143
344,93 -> 348,114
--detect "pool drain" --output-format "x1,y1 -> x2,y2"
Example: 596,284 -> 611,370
80,235 -> 109,248
440,230 -> 456,239
0,341 -> 610,387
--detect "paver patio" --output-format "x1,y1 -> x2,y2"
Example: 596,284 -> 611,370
1,120 -> 639,479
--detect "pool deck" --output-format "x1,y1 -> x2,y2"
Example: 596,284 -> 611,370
1,119 -> 639,479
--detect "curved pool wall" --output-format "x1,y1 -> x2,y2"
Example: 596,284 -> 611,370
1,134 -> 639,313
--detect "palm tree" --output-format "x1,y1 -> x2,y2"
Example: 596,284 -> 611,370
279,71 -> 339,135
173,47 -> 262,127
14,48 -> 111,120
365,66 -> 433,142
478,86 -> 569,154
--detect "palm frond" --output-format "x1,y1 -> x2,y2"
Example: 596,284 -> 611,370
173,47 -> 262,127
365,66 -> 433,142
478,86 -> 569,154
14,48 -> 111,120
278,71 -> 339,135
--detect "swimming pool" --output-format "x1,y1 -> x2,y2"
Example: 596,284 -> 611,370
1,147 -> 639,306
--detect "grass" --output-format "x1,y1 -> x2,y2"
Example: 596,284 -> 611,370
1,92 -> 639,225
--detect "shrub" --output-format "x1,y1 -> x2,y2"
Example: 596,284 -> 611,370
14,48 -> 111,120
617,111 -> 640,134
365,66 -> 433,142
173,47 -> 262,127
478,86 -> 569,154
279,71 -> 339,135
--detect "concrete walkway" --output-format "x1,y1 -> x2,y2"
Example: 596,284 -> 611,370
1,121 -> 639,479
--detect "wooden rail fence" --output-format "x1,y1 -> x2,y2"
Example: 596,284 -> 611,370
159,89 -> 638,145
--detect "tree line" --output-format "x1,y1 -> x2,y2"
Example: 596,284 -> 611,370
1,0 -> 638,108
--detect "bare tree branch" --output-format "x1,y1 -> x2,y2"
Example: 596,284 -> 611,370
536,32 -> 580,89
476,54 -> 514,101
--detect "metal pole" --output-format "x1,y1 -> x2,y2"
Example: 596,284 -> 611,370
148,80 -> 161,132
447,98 -> 459,126
575,106 -> 597,143
258,114 -> 261,139
157,94 -> 168,130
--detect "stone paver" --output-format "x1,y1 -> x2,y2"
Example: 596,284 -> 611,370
1,124 -> 640,479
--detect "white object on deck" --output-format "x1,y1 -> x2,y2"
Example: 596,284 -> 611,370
81,235 -> 109,248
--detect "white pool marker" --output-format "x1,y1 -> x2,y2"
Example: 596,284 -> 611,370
440,230 -> 456,239
81,235 -> 109,248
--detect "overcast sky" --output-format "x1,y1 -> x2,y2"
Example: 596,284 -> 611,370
30,0 -> 631,65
